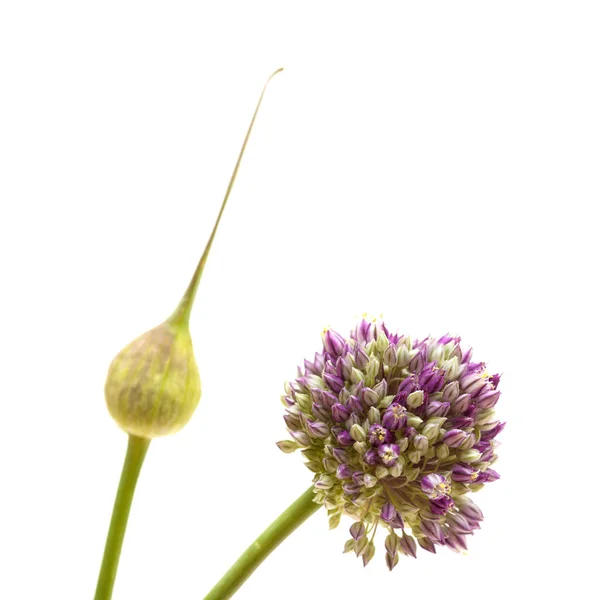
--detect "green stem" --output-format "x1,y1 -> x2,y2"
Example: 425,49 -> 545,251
203,487 -> 320,600
94,435 -> 151,600
169,67 -> 283,329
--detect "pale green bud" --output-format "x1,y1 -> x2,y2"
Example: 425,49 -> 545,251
408,450 -> 421,464
475,408 -> 496,426
442,357 -> 460,380
421,423 -> 441,442
375,331 -> 389,353
373,379 -> 388,399
407,390 -> 424,408
350,423 -> 367,442
382,344 -> 398,367
428,343 -> 444,364
397,345 -> 410,367
105,322 -> 201,438
459,433 -> 476,451
355,536 -> 369,556
351,368 -> 365,384
404,468 -> 420,482
375,466 -> 389,479
436,444 -> 450,460
353,441 -> 368,455
295,393 -> 312,413
460,449 -> 483,463
304,374 -> 326,389
389,462 -> 403,478
323,458 -> 337,473
329,512 -> 342,530
305,461 -> 322,473
367,407 -> 381,424
379,394 -> 395,409
407,414 -> 423,428
397,438 -> 409,453
413,434 -> 428,452
315,474 -> 334,489
362,541 -> 376,566
364,474 -> 378,488
276,440 -> 299,454
365,357 -> 381,380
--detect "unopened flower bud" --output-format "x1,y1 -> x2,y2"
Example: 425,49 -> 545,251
375,466 -> 389,479
105,322 -> 201,439
397,345 -> 410,367
452,393 -> 472,414
443,429 -> 468,448
421,422 -> 441,442
436,444 -> 450,459
383,344 -> 398,367
332,403 -> 351,423
373,379 -> 388,399
413,434 -> 429,452
315,474 -> 334,490
389,462 -> 404,477
398,533 -> 417,558
353,441 -> 368,455
367,406 -> 381,424
363,387 -> 379,407
307,420 -> 329,439
323,329 -> 347,358
408,450 -> 421,464
407,390 -> 424,408
350,423 -> 367,442
459,449 -> 482,463
442,381 -> 460,403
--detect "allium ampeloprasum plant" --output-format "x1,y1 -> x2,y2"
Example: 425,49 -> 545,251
94,69 -> 282,600
204,319 -> 503,598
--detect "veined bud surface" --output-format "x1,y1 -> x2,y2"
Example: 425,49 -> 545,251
105,322 -> 201,438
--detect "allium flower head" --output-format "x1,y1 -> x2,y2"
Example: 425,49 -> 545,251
278,319 -> 503,569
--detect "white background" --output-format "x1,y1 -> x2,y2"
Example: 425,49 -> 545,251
1,1 -> 599,599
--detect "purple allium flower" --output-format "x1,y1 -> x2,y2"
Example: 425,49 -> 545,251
382,404 -> 407,430
277,319 -> 504,569
378,443 -> 401,466
368,424 -> 393,446
430,495 -> 455,516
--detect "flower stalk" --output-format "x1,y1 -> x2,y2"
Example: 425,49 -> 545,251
203,487 -> 320,600
94,435 -> 150,600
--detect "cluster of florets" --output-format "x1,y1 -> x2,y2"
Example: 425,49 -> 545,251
277,319 -> 503,570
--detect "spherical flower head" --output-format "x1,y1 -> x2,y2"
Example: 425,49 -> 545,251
277,320 -> 504,569
105,321 -> 201,438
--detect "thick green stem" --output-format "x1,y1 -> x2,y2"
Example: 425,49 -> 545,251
169,67 -> 283,329
203,487 -> 320,600
94,435 -> 151,600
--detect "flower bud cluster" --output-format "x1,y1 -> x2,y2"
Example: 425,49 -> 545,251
278,320 -> 503,569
